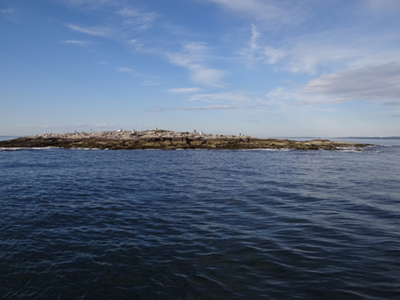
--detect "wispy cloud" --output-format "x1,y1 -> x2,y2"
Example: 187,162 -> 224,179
142,80 -> 158,86
264,46 -> 285,64
305,62 -> 400,102
257,26 -> 400,75
225,2 -> 400,76
126,39 -> 159,55
1,7 -> 19,22
281,35 -> 360,74
262,89 -> 318,107
150,105 -> 233,111
118,8 -> 158,30
167,42 -> 225,86
250,24 -> 259,52
189,66 -> 225,86
59,0 -> 119,9
61,0 -> 158,37
116,68 -> 156,83
265,62 -> 400,106
67,24 -> 113,37
168,87 -> 201,94
240,25 -> 285,66
60,39 -> 90,45
240,24 -> 260,65
207,0 -> 306,27
162,22 -> 197,37
1,8 -> 15,14
182,105 -> 233,110
190,92 -> 253,103
117,67 -> 133,73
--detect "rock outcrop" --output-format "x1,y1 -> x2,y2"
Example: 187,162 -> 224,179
0,130 -> 370,150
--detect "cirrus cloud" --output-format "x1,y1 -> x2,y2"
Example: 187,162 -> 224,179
167,42 -> 225,86
117,8 -> 159,30
305,62 -> 400,102
190,92 -> 253,103
265,62 -> 400,106
168,87 -> 201,93
207,0 -> 307,27
67,24 -> 114,37
60,39 -> 90,45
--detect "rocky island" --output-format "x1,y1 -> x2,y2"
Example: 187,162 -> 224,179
0,129 -> 371,150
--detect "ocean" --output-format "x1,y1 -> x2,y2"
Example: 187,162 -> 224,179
1,138 -> 399,299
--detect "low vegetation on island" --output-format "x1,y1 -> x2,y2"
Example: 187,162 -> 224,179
0,129 -> 370,150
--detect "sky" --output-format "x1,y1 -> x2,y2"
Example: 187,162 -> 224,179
1,0 -> 400,138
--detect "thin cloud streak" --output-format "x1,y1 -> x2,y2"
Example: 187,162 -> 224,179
150,105 -> 233,111
61,1 -> 158,42
182,105 -> 233,110
117,67 -> 133,73
60,40 -> 90,45
116,68 -> 156,81
67,24 -> 114,37
142,80 -> 159,86
168,88 -> 201,94
190,92 -> 253,103
59,0 -> 124,10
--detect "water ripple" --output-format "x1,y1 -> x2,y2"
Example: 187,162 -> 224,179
1,148 -> 400,299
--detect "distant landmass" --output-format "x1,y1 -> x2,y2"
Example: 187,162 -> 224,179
0,130 -> 371,150
336,136 -> 400,140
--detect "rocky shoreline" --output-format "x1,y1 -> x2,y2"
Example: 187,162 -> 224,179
0,130 -> 370,150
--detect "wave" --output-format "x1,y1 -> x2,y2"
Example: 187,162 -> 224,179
0,146 -> 60,151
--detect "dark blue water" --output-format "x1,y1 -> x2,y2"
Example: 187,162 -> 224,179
1,141 -> 400,299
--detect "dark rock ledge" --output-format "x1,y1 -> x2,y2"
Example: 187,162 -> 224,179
0,130 -> 370,150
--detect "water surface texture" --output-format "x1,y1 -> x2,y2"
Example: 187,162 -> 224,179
1,140 -> 400,299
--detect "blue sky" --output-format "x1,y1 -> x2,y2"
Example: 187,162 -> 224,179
1,0 -> 400,137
